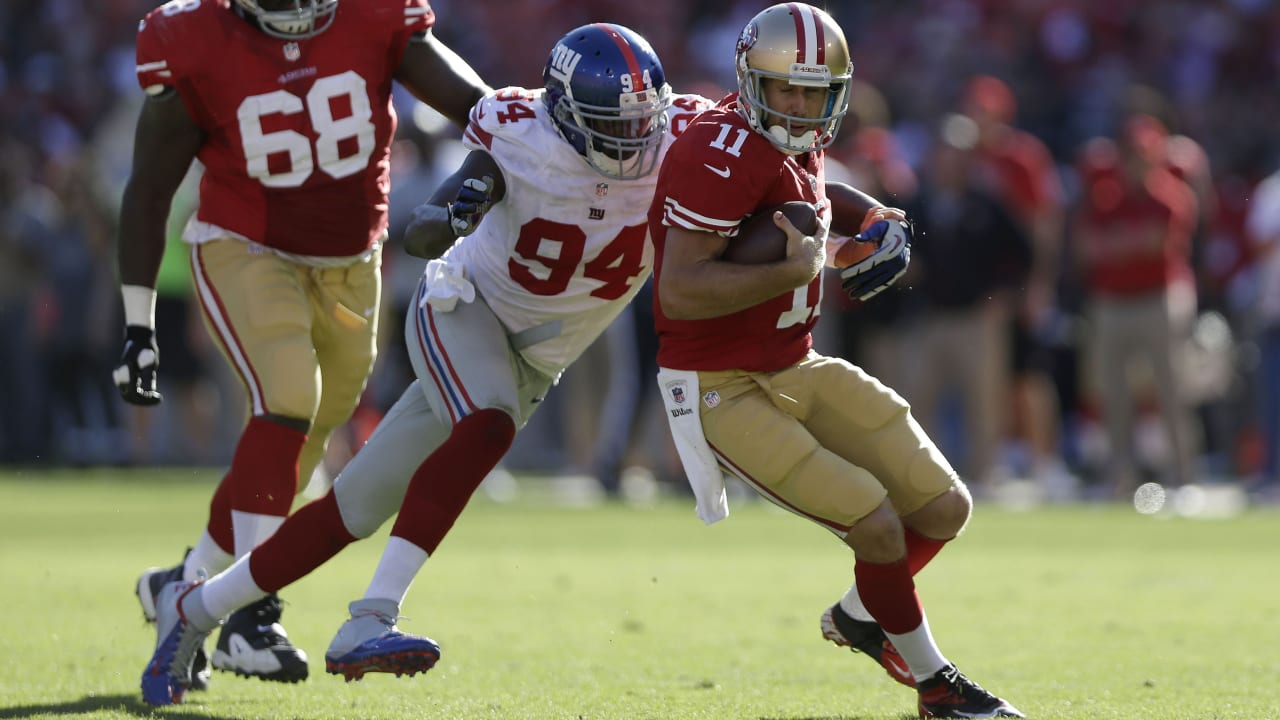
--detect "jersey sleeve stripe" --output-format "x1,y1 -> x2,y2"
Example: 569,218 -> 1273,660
403,4 -> 435,29
464,122 -> 494,150
663,197 -> 740,234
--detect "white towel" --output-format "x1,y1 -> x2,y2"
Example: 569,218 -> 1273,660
657,367 -> 729,524
419,258 -> 475,312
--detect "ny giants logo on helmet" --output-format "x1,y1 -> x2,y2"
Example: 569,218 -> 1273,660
548,44 -> 583,83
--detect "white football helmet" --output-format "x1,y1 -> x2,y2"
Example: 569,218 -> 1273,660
734,3 -> 852,154
234,0 -> 338,39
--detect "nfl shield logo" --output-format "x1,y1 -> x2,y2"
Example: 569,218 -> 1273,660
283,42 -> 301,62
595,183 -> 609,197
702,391 -> 720,408
670,383 -> 686,405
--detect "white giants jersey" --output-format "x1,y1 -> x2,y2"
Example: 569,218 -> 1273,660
447,86 -> 710,377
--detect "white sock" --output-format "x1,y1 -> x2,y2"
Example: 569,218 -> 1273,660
185,530 -> 233,581
231,509 -> 286,558
837,583 -> 876,622
362,536 -> 429,606
201,554 -> 267,622
884,614 -> 950,682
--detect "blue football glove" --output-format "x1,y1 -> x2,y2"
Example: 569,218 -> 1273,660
446,175 -> 495,237
112,325 -> 163,405
839,219 -> 913,301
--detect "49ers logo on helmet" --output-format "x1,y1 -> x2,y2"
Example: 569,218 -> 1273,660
736,22 -> 758,55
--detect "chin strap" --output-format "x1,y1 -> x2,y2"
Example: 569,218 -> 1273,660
766,124 -> 816,155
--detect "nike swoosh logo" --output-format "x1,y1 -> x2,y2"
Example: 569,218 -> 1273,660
703,163 -> 731,178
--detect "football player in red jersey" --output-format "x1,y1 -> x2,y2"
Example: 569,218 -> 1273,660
113,0 -> 489,689
649,5 -> 1022,718
137,23 -> 714,707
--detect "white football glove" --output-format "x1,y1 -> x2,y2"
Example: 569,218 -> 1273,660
839,219 -> 912,301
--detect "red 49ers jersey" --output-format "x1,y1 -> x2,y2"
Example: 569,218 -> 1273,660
650,95 -> 827,372
135,0 -> 434,257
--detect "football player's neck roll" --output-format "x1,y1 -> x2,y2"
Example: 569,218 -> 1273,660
733,2 -> 852,155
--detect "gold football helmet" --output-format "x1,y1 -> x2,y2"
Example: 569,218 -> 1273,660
734,3 -> 852,154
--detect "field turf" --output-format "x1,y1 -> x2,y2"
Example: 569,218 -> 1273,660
0,468 -> 1276,719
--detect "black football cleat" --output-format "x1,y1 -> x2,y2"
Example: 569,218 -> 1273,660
917,664 -> 1024,718
821,603 -> 916,687
211,593 -> 309,683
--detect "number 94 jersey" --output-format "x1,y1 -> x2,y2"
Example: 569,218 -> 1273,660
134,0 -> 435,258
448,86 -> 711,378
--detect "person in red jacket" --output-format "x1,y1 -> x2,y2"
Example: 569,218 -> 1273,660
1074,114 -> 1200,495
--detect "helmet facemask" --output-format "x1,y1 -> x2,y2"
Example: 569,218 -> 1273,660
739,66 -> 849,155
552,84 -> 671,180
234,0 -> 339,39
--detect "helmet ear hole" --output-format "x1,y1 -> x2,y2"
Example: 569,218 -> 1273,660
542,23 -> 672,180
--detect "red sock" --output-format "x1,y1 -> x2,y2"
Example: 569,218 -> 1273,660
905,527 -> 949,575
391,409 -> 516,555
248,491 -> 356,593
855,558 -> 923,634
228,416 -> 307,516
206,473 -> 235,553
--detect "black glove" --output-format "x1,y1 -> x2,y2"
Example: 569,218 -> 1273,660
446,175 -> 495,237
840,219 -> 913,301
113,325 -> 163,405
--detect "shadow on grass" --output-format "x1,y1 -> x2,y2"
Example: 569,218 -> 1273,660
758,715 -> 916,720
0,693 -> 241,719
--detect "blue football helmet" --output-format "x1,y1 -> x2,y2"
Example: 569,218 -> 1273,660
543,23 -> 672,180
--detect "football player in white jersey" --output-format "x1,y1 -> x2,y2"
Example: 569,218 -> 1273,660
140,22 -> 712,705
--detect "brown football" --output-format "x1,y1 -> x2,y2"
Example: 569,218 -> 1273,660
721,201 -> 819,264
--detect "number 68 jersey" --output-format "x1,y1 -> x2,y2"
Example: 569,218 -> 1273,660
134,0 -> 434,258
446,86 -> 711,377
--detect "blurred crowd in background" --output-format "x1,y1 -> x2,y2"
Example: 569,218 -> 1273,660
3,0 -> 1280,505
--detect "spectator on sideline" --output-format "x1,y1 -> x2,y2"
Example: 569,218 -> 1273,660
898,113 -> 1032,492
960,75 -> 1075,497
1244,163 -> 1280,502
1073,114 -> 1200,496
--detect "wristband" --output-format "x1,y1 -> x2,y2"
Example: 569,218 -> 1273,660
122,284 -> 157,329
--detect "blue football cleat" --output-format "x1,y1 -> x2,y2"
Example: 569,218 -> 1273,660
324,599 -> 440,682
141,580 -> 212,707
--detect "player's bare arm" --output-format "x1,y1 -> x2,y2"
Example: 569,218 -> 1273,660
825,181 -> 906,236
658,219 -> 824,320
117,88 -> 204,288
403,149 -> 506,259
397,30 -> 491,130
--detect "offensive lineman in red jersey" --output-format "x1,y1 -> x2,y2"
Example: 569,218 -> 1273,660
113,0 -> 489,688
649,5 -> 1022,719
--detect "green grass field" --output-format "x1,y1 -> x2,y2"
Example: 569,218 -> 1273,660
1,468 -> 1277,719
